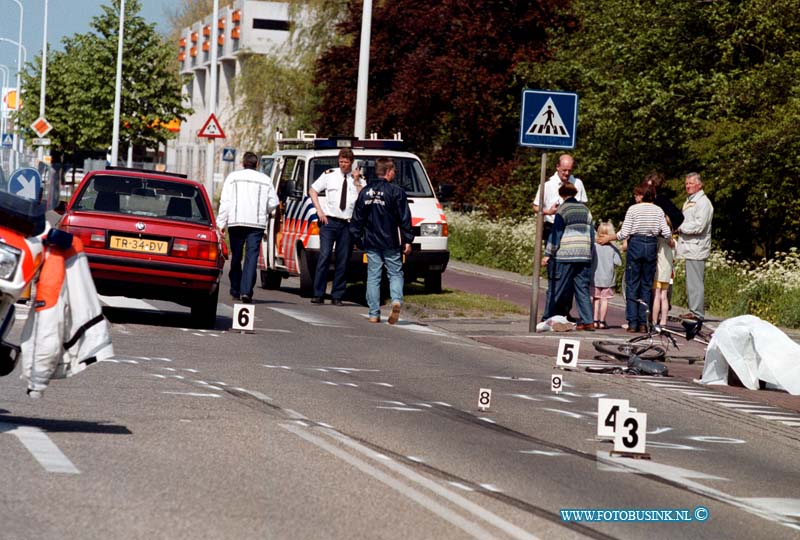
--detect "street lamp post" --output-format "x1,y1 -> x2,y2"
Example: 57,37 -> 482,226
2,0 -> 23,169
7,0 -> 22,168
111,0 -> 125,167
204,0 -> 219,196
0,38 -> 26,170
37,0 -> 49,164
0,64 -> 8,142
353,0 -> 372,139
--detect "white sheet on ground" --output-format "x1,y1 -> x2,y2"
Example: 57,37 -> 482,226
700,315 -> 800,395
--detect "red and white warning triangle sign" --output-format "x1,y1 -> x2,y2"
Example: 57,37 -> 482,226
198,113 -> 226,139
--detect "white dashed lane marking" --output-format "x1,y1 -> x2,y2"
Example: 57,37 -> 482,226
270,307 -> 351,328
636,379 -> 800,428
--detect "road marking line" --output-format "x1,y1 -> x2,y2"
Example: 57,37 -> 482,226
270,307 -> 351,328
0,423 -> 80,474
376,406 -> 423,412
509,393 -> 541,401
235,388 -> 272,402
162,392 -> 221,398
756,415 -> 800,421
317,426 -> 540,540
598,452 -> 800,530
714,402 -> 776,409
520,450 -> 565,457
281,424 -> 501,540
541,408 -> 584,419
99,295 -> 157,310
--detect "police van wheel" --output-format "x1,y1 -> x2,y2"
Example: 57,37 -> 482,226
299,249 -> 314,297
261,269 -> 282,290
424,272 -> 443,294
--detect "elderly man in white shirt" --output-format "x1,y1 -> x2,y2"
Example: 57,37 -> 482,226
217,151 -> 279,303
533,154 -> 588,320
676,172 -> 713,320
533,154 -> 588,237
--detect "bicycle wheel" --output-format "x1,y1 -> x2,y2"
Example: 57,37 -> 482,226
593,340 -> 666,361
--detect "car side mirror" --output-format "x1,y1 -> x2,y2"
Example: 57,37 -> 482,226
285,180 -> 304,199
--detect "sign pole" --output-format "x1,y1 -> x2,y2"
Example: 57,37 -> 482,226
205,0 -> 219,197
519,89 -> 578,333
529,152 -> 547,332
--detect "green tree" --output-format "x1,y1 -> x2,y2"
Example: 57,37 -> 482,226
518,0 -> 800,258
314,0 -> 570,208
16,0 -> 190,155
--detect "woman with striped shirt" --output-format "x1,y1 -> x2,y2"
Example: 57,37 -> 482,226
602,185 -> 673,332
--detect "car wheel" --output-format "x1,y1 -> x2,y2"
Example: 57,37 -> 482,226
424,271 -> 443,294
260,269 -> 282,290
191,288 -> 219,329
298,249 -> 314,298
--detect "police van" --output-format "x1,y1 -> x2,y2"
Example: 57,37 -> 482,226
258,133 -> 449,295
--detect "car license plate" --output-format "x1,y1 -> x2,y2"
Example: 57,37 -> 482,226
110,236 -> 168,254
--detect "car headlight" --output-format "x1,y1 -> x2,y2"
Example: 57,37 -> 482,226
420,223 -> 443,236
0,243 -> 22,280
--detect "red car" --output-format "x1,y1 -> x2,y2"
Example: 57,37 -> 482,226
59,167 -> 226,328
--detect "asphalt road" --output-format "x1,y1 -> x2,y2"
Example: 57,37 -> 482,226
2,267 -> 799,539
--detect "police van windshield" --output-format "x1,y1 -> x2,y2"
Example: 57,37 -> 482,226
310,157 -> 433,197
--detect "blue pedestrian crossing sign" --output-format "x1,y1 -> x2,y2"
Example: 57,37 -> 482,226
519,90 -> 578,149
9,167 -> 42,200
1,133 -> 13,148
222,147 -> 236,162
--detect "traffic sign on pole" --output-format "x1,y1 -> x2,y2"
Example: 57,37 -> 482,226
31,117 -> 53,138
198,113 -> 225,139
9,168 -> 42,200
519,90 -> 578,149
222,147 -> 236,162
1,133 -> 13,148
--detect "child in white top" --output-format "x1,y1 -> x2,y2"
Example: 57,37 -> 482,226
652,216 -> 675,326
591,222 -> 622,329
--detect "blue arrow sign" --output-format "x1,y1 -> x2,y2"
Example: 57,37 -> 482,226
9,168 -> 42,200
519,90 -> 578,149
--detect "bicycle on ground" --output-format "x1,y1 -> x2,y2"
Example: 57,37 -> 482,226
592,299 -> 711,364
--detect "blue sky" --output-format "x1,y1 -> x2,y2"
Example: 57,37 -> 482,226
0,0 -> 171,88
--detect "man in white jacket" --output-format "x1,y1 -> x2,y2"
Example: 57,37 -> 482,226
217,152 -> 279,303
676,172 -> 714,320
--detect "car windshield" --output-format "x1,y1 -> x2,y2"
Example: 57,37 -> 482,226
310,156 -> 434,196
73,175 -> 211,224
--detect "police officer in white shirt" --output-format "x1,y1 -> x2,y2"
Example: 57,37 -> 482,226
308,148 -> 365,305
217,151 -> 279,303
532,154 -> 588,242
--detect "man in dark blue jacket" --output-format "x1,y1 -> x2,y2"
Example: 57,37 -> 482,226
350,157 -> 414,324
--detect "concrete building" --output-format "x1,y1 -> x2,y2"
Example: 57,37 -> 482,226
168,1 -> 291,192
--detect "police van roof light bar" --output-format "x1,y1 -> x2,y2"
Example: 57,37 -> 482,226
275,133 -> 405,151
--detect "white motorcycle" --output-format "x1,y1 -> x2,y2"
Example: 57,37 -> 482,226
0,190 -> 46,376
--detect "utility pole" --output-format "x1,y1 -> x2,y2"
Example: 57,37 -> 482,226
110,0 -> 125,166
353,0 -> 372,139
204,0 -> 219,196
37,0 -> 48,164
